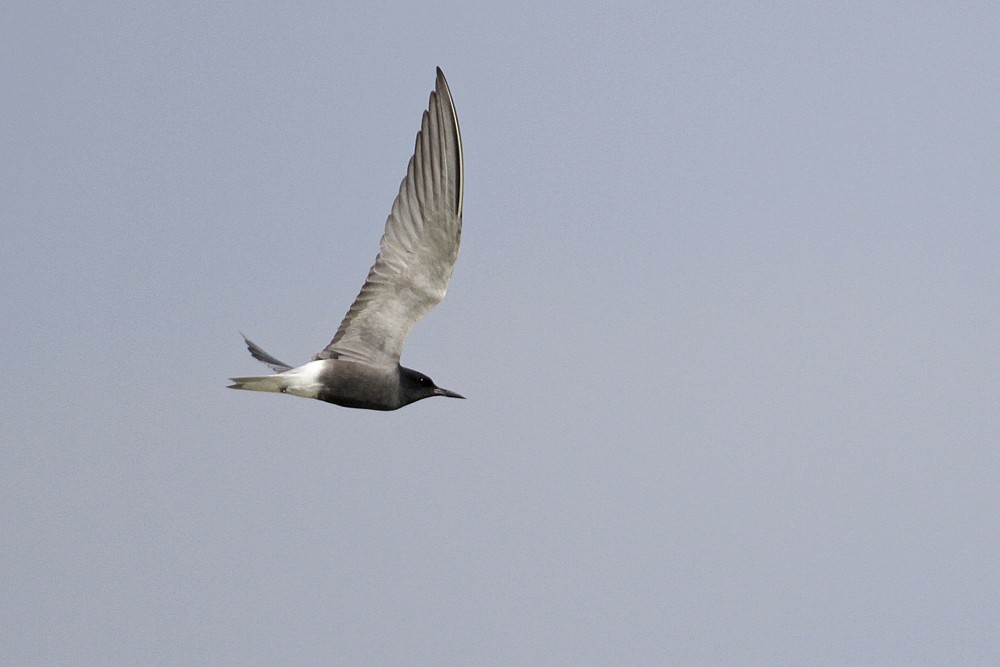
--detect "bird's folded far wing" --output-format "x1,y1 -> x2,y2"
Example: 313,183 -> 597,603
315,68 -> 463,367
241,332 -> 293,373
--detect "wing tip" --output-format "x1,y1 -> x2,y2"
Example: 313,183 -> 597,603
429,67 -> 462,220
238,331 -> 293,373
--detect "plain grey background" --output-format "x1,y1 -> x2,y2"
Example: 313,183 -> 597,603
3,2 -> 998,665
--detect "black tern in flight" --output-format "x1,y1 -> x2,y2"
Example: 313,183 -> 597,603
229,68 -> 464,410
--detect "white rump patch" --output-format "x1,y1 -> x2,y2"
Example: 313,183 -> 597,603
282,360 -> 328,399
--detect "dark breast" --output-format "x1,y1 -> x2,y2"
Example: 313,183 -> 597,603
315,361 -> 403,411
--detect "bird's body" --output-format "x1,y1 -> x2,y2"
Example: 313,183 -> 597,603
229,68 -> 465,411
229,359 -> 461,411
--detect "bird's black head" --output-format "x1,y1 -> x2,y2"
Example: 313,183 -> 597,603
399,367 -> 465,406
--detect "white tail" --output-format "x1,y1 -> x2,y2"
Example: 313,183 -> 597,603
228,360 -> 327,399
227,374 -> 291,393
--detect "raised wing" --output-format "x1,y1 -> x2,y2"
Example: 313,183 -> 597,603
314,68 -> 463,367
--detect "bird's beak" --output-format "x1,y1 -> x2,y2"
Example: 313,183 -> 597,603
435,387 -> 465,399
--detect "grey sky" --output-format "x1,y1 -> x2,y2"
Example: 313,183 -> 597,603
3,2 -> 999,664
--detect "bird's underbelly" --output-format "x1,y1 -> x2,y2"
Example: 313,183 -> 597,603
316,393 -> 399,411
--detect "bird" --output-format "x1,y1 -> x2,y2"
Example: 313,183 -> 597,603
228,68 -> 465,411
